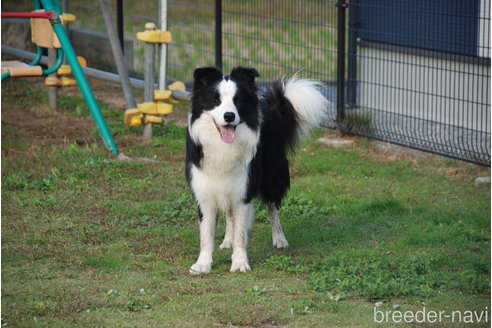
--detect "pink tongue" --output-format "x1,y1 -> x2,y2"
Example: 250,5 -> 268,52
219,125 -> 236,143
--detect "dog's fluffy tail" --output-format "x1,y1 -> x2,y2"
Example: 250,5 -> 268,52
262,74 -> 329,151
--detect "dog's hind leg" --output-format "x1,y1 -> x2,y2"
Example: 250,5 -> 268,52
219,214 -> 234,249
269,204 -> 289,248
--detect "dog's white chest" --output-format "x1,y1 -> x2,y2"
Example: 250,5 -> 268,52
190,134 -> 254,212
190,164 -> 249,213
188,113 -> 260,212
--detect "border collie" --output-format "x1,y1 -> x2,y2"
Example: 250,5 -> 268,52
186,66 -> 328,274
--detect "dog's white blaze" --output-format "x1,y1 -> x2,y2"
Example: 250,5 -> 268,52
208,79 -> 240,126
218,78 -> 237,99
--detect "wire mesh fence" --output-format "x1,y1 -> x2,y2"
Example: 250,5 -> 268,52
345,0 -> 490,165
1,0 -> 490,165
65,1 -> 339,85
221,1 -> 337,81
220,0 -> 338,124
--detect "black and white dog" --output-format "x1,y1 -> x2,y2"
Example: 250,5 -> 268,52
186,66 -> 328,274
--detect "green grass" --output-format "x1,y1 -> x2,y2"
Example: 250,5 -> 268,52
1,79 -> 491,327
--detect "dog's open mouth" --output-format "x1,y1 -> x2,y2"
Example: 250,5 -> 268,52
214,122 -> 237,143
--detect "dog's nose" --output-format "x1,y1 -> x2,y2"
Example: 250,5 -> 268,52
224,112 -> 236,123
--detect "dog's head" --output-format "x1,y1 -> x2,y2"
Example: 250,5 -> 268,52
191,66 -> 260,144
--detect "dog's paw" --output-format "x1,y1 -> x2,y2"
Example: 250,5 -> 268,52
230,261 -> 251,273
273,235 -> 289,248
219,239 -> 233,249
189,261 -> 212,275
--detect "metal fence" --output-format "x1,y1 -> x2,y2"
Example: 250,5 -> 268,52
1,0 -> 490,165
62,1 -> 338,84
342,0 -> 491,165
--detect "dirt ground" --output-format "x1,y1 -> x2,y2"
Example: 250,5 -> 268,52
1,77 -> 189,148
2,79 -> 96,146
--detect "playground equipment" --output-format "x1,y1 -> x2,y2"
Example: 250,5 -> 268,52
122,23 -> 182,138
2,9 -> 77,86
1,0 -> 119,156
124,80 -> 186,127
3,0 -> 190,151
99,0 -> 136,111
44,56 -> 85,89
119,0 -> 186,140
99,0 -> 188,139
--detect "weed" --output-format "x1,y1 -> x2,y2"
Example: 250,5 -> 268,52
80,255 -> 130,272
127,296 -> 151,312
2,171 -> 33,190
306,255 -> 488,301
58,94 -> 87,116
265,255 -> 307,273
2,139 -> 29,152
245,285 -> 267,296
39,175 -> 59,192
291,299 -> 316,315
282,194 -> 337,220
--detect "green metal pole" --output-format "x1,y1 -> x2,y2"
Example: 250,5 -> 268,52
33,0 -> 42,10
39,0 -> 119,156
1,72 -> 11,81
28,46 -> 43,66
42,48 -> 64,75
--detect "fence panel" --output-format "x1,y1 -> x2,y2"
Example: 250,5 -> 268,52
221,0 -> 338,124
65,0 -> 215,82
345,0 -> 491,165
221,1 -> 338,81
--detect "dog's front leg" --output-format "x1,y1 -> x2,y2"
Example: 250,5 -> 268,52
190,206 -> 216,275
230,203 -> 254,272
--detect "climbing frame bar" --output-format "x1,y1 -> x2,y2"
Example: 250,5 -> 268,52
1,11 -> 56,19
38,0 -> 119,156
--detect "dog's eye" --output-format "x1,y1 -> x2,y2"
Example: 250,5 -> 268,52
214,96 -> 221,105
233,96 -> 240,105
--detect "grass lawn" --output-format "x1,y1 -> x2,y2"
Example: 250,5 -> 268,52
1,78 -> 490,327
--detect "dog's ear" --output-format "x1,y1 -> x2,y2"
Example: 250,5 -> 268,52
230,66 -> 259,85
193,67 -> 223,90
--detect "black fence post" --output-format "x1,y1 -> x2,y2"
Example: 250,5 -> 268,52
347,0 -> 357,107
215,0 -> 222,70
336,0 -> 347,133
116,0 -> 124,53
